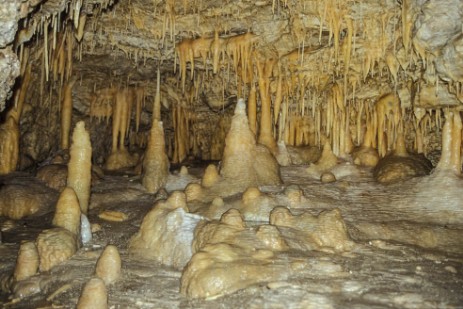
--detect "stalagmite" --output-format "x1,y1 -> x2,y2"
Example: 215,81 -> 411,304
95,245 -> 121,285
201,164 -> 220,188
220,99 -> 281,191
52,187 -> 81,236
67,121 -> 92,215
0,117 -> 19,175
436,111 -> 462,174
76,278 -> 108,309
3,0 -> 463,307
13,241 -> 39,281
142,121 -> 169,194
129,192 -> 203,268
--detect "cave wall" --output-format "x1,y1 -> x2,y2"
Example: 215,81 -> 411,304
1,0 -> 463,167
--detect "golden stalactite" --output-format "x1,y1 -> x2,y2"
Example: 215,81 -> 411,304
61,77 -> 77,150
135,87 -> 145,132
247,84 -> 257,136
256,56 -> 278,154
375,93 -> 401,157
172,104 -> 190,163
163,0 -> 176,42
90,87 -> 117,123
211,30 -> 225,74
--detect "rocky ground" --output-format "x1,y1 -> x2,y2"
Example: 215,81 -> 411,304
0,163 -> 462,309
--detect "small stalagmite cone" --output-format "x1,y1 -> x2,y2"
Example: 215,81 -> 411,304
95,245 -> 121,285
76,277 -> 108,309
52,187 -> 81,235
13,241 -> 39,281
67,121 -> 92,214
201,164 -> 219,187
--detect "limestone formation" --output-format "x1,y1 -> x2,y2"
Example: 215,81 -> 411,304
129,191 -> 203,268
52,187 -> 81,235
1,0 -> 463,307
76,277 -> 108,309
270,207 -> 354,252
373,153 -> 433,184
36,228 -> 78,272
0,182 -> 56,220
67,121 -> 92,214
142,120 -> 169,194
0,117 -> 19,175
95,245 -> 121,285
13,241 -> 39,281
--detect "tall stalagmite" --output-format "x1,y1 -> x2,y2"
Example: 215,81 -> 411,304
142,120 -> 169,194
67,121 -> 92,214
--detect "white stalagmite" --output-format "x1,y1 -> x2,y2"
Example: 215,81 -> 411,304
67,121 -> 92,214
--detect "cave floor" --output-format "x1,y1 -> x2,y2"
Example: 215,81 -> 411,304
0,165 -> 462,309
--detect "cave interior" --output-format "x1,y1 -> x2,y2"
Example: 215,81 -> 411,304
0,0 -> 462,308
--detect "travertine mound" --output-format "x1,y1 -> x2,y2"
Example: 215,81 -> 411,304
181,243 -> 288,299
0,182 -> 56,219
95,245 -> 121,285
182,208 -> 346,299
373,153 -> 433,184
76,277 -> 108,309
192,209 -> 246,252
129,191 -> 203,268
142,120 -> 169,194
36,228 -> 77,272
270,207 -> 354,252
13,241 -> 39,281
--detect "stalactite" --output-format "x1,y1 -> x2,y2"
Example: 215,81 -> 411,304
61,77 -> 77,150
248,84 -> 257,135
135,87 -> 144,132
0,117 -> 20,175
256,58 -> 277,154
153,68 -> 161,121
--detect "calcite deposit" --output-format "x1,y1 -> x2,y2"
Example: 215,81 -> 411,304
129,191 -> 203,268
0,0 -> 463,307
95,245 -> 121,285
76,277 -> 108,309
36,228 -> 77,272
